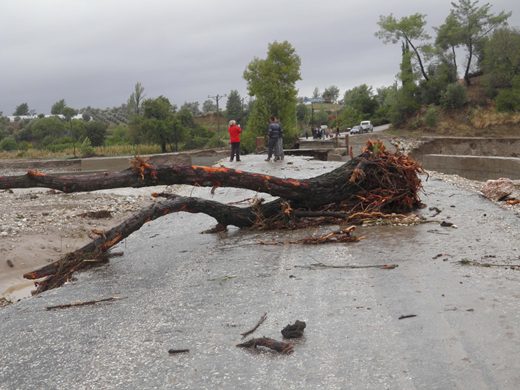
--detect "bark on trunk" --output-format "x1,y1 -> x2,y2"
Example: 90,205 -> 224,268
5,141 -> 423,294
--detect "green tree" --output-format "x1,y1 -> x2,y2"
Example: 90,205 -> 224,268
26,117 -> 67,145
226,90 -> 243,121
106,124 -> 130,146
127,82 -> 145,115
495,75 -> 520,112
243,40 -> 301,149
322,86 -> 340,103
481,28 -> 520,93
450,0 -> 511,85
14,103 -> 29,116
343,84 -> 378,118
51,99 -> 66,115
85,121 -> 108,146
419,60 -> 457,105
180,101 -> 201,116
202,99 -> 217,113
296,103 -> 310,131
376,13 -> 431,81
435,12 -> 464,77
312,87 -> 320,99
131,96 -> 178,153
440,83 -> 467,109
61,106 -> 79,156
338,106 -> 362,128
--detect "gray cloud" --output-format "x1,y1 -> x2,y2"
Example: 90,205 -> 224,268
1,0 -> 519,114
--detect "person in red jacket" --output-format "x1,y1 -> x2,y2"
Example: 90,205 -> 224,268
228,120 -> 242,162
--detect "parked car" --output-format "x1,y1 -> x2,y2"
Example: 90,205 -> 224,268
350,125 -> 361,134
360,120 -> 374,133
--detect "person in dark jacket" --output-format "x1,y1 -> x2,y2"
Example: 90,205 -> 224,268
228,120 -> 242,162
265,116 -> 282,162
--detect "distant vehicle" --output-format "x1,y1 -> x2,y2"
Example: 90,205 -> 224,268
350,125 -> 361,134
360,120 -> 373,133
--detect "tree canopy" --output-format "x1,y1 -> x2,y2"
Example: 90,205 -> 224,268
130,96 -> 179,153
243,40 -> 301,148
322,86 -> 340,103
376,13 -> 431,81
226,90 -> 243,121
51,99 -> 66,115
13,103 -> 30,116
450,0 -> 511,85
127,82 -> 145,116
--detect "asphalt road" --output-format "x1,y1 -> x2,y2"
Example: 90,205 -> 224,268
1,156 -> 519,389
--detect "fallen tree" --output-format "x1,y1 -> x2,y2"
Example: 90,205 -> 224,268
1,140 -> 424,294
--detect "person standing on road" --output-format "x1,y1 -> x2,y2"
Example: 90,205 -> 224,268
265,116 -> 282,162
228,120 -> 242,162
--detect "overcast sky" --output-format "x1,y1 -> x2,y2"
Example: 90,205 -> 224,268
1,0 -> 519,114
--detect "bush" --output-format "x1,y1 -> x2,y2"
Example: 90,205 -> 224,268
495,85 -> 520,112
80,137 -> 95,157
0,136 -> 17,151
46,142 -> 73,152
441,84 -> 467,109
183,136 -> 208,150
205,136 -> 227,149
387,88 -> 420,126
424,106 -> 439,128
409,117 -> 423,130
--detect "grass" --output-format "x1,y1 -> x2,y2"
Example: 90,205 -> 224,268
0,144 -> 163,160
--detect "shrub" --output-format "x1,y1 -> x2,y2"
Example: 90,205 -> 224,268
495,78 -> 520,112
0,136 -> 17,151
409,117 -> 423,130
205,136 -> 227,149
387,88 -> 420,126
424,106 -> 439,128
183,136 -> 208,150
441,84 -> 467,109
80,137 -> 95,157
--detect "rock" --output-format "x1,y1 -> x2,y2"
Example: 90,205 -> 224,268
481,178 -> 514,201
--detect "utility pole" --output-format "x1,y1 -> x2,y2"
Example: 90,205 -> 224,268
208,94 -> 226,135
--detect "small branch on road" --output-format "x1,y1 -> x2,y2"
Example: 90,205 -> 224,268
237,337 -> 293,354
168,349 -> 190,355
295,262 -> 398,270
458,259 -> 520,270
241,312 -> 268,338
398,314 -> 417,320
45,296 -> 126,310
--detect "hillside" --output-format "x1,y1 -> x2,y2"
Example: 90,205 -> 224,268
389,79 -> 520,138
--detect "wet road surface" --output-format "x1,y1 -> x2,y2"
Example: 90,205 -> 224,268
1,156 -> 519,389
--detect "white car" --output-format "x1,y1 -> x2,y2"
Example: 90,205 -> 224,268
360,120 -> 373,133
350,125 -> 361,134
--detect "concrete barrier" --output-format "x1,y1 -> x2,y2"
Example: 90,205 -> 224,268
412,137 -> 520,158
422,154 -> 520,180
80,153 -> 191,172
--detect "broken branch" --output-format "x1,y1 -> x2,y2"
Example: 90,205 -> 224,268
241,312 -> 268,338
236,337 -> 294,354
45,296 -> 125,310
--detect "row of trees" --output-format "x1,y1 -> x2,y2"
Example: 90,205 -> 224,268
2,0 -> 519,154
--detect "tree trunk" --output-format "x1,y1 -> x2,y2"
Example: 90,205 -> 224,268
405,36 -> 429,82
3,141 -> 423,294
464,39 -> 474,86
